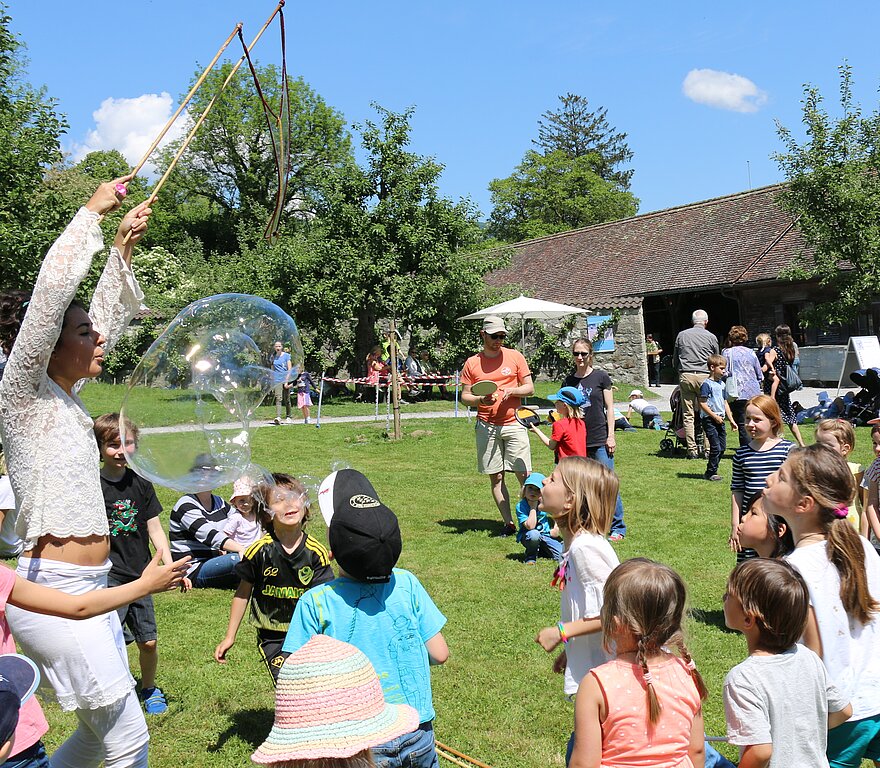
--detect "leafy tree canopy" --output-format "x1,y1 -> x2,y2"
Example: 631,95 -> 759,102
152,62 -> 351,254
487,149 -> 638,242
774,63 -> 880,326
534,93 -> 635,189
0,4 -> 68,288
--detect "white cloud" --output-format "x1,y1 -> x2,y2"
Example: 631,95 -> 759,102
72,93 -> 189,172
682,68 -> 768,113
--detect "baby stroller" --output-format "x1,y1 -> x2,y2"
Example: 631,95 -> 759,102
659,387 -> 705,457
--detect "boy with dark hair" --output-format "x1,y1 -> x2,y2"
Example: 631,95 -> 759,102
282,469 -> 449,768
699,354 -> 737,482
722,559 -> 851,768
94,412 -> 174,715
214,473 -> 333,683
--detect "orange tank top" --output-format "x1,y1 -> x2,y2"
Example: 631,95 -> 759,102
590,656 -> 702,768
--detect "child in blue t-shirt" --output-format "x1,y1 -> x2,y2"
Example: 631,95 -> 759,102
699,354 -> 738,482
283,469 -> 448,768
514,472 -> 562,565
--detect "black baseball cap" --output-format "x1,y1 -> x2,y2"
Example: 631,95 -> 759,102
326,470 -> 402,583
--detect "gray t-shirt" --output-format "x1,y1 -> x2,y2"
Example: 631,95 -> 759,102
723,644 -> 847,768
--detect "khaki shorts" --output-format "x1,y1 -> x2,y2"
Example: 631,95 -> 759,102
475,420 -> 532,475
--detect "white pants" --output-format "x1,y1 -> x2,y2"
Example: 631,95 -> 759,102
51,689 -> 149,768
6,558 -> 149,767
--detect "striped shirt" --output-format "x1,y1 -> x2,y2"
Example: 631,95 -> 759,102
862,457 -> 880,489
731,440 -> 794,506
169,493 -> 232,574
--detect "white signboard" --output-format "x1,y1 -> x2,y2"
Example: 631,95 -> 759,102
838,336 -> 880,393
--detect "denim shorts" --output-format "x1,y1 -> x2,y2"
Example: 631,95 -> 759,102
1,740 -> 50,768
372,722 -> 438,768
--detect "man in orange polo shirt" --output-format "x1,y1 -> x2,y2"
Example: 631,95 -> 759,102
460,316 -> 534,535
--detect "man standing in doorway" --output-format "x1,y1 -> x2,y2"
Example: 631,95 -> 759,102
673,310 -> 719,459
460,316 -> 534,535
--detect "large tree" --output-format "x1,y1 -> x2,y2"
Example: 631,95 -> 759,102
282,106 -> 506,371
152,62 -> 351,254
487,149 -> 638,242
774,63 -> 880,326
0,4 -> 68,287
534,93 -> 635,189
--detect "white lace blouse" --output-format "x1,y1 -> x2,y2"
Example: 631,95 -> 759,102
0,207 -> 144,549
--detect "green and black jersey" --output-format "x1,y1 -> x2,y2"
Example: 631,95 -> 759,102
235,532 -> 334,632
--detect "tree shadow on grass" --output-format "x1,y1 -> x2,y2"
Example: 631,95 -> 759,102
676,472 -> 709,480
690,608 -> 736,634
209,707 -> 274,752
438,518 -> 503,536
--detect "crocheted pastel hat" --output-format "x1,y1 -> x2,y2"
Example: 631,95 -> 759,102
252,635 -> 419,764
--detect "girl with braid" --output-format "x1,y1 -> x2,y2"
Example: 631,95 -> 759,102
763,443 -> 880,768
569,558 -> 708,768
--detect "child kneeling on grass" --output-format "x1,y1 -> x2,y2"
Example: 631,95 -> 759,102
95,412 -> 178,716
282,469 -> 448,768
251,635 -> 419,768
514,472 -> 562,565
215,474 -> 334,683
723,558 -> 851,768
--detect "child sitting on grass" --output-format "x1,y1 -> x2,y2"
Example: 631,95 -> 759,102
225,477 -> 265,549
215,474 -> 333,683
723,558 -> 851,768
529,386 -> 587,460
283,469 -> 448,768
515,472 -> 562,565
95,412 -> 177,716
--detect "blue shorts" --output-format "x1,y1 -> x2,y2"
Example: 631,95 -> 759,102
827,713 -> 880,768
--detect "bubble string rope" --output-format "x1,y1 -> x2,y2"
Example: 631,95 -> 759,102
121,1 -> 287,245
435,741 -> 494,768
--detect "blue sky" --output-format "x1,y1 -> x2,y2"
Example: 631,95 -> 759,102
7,1 -> 880,220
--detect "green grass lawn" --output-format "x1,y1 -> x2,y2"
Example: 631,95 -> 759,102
30,407 -> 861,767
80,380 -> 653,427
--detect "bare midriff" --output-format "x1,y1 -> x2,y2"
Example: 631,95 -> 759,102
22,534 -> 110,566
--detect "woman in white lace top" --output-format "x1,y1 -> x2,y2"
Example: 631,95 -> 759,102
0,178 -> 159,768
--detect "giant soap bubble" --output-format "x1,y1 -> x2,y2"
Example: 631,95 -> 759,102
120,294 -> 301,492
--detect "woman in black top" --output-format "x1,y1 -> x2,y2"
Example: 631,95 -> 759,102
763,324 -> 805,447
562,338 -> 627,540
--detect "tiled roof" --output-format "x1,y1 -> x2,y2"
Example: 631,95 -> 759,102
486,184 -> 810,307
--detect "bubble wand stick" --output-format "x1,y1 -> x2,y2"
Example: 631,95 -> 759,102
121,0 -> 286,245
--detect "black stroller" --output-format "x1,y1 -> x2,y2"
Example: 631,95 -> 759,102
659,387 -> 705,456
840,368 -> 880,424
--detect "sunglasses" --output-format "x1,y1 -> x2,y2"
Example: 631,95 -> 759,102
488,333 -> 506,340
573,351 -> 591,357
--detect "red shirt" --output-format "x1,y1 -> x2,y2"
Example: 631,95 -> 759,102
460,348 -> 531,426
551,417 -> 587,459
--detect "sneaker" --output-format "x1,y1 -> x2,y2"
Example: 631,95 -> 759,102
285,417 -> 293,424
525,560 -> 537,566
609,532 -> 625,542
140,686 -> 168,715
304,417 -> 310,424
273,418 -> 280,425
705,474 -> 723,482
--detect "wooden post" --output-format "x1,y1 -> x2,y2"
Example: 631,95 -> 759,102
389,321 -> 402,439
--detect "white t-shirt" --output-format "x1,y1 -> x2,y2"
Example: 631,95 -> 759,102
0,475 -> 23,557
560,531 -> 619,696
786,538 -> 880,719
724,644 -> 847,768
627,397 -> 652,414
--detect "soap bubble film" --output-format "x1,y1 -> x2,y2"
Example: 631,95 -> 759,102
120,293 -> 301,492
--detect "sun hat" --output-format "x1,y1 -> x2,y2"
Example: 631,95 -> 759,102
325,469 -> 402,583
547,386 -> 587,408
523,472 -> 546,489
0,654 -> 40,746
481,316 -> 507,335
230,477 -> 254,504
629,389 -> 644,398
252,635 -> 418,764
